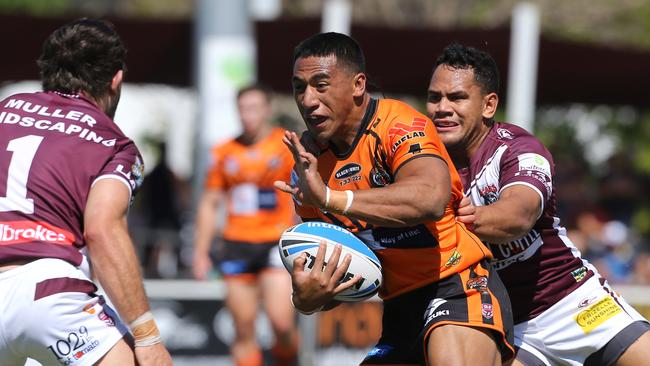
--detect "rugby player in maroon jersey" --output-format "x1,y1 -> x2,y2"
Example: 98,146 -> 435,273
427,42 -> 650,366
0,19 -> 171,365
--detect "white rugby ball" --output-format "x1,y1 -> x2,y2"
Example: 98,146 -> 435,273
278,221 -> 382,302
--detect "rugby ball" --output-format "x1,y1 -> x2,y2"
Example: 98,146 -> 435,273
279,221 -> 382,302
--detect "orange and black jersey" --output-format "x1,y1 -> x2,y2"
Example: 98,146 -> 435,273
294,99 -> 492,300
205,127 -> 295,243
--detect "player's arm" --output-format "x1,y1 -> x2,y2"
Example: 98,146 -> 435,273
457,185 -> 541,244
192,188 -> 224,280
343,156 -> 449,226
84,179 -> 171,364
275,130 -> 449,227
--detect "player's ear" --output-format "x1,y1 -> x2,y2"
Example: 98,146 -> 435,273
482,92 -> 498,119
352,72 -> 366,98
110,70 -> 124,96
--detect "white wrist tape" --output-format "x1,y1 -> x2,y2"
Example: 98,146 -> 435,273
129,311 -> 162,347
325,186 -> 331,209
342,190 -> 354,214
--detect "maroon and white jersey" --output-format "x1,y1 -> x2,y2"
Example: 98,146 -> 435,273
0,91 -> 144,266
459,122 -> 593,323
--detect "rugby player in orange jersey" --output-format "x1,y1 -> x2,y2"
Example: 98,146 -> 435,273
274,32 -> 515,366
193,84 -> 298,366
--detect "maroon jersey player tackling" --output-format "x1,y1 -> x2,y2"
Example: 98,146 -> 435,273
427,42 -> 650,366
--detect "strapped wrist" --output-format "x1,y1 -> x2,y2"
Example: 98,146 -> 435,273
129,311 -> 162,347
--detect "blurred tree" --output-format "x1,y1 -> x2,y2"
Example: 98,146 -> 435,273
0,0 -> 69,15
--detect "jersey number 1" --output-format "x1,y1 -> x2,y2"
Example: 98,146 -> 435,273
0,135 -> 44,214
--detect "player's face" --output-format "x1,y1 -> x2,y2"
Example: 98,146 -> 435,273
426,65 -> 495,153
238,89 -> 271,138
292,55 -> 358,146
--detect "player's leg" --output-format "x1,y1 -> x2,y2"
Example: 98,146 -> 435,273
427,324 -> 500,365
226,277 -> 262,366
615,329 -> 650,366
260,267 -> 298,365
218,241 -> 265,366
95,338 -> 136,365
505,347 -> 549,366
422,260 -> 514,366
7,260 -> 131,366
360,285 -> 429,366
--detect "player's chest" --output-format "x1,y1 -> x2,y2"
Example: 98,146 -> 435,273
467,147 -> 507,207
321,139 -> 391,190
222,147 -> 283,181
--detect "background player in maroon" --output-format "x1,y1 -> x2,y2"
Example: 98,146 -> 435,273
427,42 -> 650,366
0,19 -> 171,365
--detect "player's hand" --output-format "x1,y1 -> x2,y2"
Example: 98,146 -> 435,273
274,130 -> 328,208
192,252 -> 212,281
456,196 -> 476,230
290,241 -> 361,313
134,342 -> 173,366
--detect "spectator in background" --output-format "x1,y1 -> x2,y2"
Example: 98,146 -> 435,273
0,18 -> 172,365
192,84 -> 298,366
138,140 -> 188,278
598,152 -> 645,225
632,242 -> 650,285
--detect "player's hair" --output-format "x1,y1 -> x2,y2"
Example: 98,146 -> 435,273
37,18 -> 126,100
293,32 -> 366,74
237,83 -> 273,103
435,43 -> 499,95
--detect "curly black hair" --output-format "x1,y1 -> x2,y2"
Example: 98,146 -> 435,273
435,43 -> 499,95
37,18 -> 126,100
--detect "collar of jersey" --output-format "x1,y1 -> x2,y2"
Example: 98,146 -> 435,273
329,97 -> 378,159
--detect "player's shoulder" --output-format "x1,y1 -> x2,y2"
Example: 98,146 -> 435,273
211,137 -> 239,153
377,98 -> 426,119
374,98 -> 430,132
490,122 -> 549,155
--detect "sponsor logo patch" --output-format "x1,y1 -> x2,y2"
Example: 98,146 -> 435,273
466,276 -> 489,292
479,185 -> 499,205
369,166 -> 391,187
575,296 -> 622,334
388,117 -> 428,153
131,156 -> 145,189
444,250 -> 462,268
571,266 -> 588,282
497,128 -> 514,139
82,303 -> 96,315
335,163 -> 362,180
0,220 -> 75,245
387,117 -> 427,139
482,303 -> 494,320
578,296 -> 598,309
425,298 -> 450,323
407,143 -> 422,155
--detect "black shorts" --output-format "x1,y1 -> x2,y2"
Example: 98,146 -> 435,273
217,240 -> 283,279
361,260 -> 515,365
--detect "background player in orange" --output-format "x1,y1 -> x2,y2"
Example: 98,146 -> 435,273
0,19 -> 172,365
274,32 -> 514,366
192,84 -> 298,366
427,42 -> 650,366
